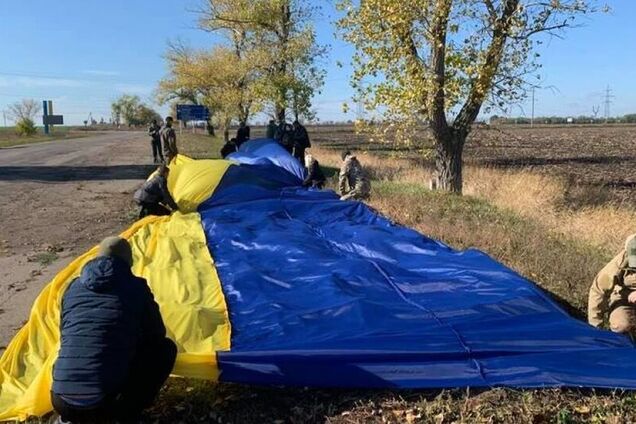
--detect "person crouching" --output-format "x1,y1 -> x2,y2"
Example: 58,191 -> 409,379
51,237 -> 177,423
134,164 -> 179,219
303,153 -> 326,189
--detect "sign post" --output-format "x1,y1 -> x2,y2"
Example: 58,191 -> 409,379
43,101 -> 49,135
42,100 -> 64,133
176,105 -> 210,130
48,100 -> 54,133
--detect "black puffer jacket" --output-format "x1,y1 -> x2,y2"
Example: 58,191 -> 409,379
52,256 -> 166,399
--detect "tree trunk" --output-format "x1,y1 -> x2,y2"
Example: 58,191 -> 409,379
223,126 -> 229,142
206,120 -> 215,136
435,132 -> 465,193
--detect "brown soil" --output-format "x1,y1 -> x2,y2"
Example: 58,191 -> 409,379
0,131 -> 154,350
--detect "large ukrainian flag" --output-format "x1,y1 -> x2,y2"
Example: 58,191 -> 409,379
2,139 -> 636,421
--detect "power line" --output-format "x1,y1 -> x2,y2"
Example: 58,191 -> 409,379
604,85 -> 615,122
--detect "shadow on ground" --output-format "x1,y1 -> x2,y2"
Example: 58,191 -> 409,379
0,165 -> 157,182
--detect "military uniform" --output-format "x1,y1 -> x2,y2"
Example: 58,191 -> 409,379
588,234 -> 636,334
161,125 -> 178,163
148,122 -> 163,163
339,155 -> 370,201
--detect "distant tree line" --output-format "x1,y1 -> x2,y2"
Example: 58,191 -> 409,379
111,95 -> 161,127
490,114 -> 636,125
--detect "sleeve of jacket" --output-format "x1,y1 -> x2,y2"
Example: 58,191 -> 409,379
338,162 -> 349,194
588,252 -> 625,327
139,278 -> 167,341
302,162 -> 316,187
160,179 -> 179,210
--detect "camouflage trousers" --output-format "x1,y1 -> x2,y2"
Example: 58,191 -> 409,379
610,305 -> 636,334
341,182 -> 371,201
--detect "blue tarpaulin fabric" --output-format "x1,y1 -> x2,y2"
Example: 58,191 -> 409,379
200,139 -> 636,389
227,138 -> 306,180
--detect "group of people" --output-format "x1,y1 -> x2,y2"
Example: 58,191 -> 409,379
49,116 -> 636,424
147,117 -> 178,164
52,120 -> 372,423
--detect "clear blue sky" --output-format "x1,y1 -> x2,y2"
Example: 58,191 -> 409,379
0,0 -> 634,125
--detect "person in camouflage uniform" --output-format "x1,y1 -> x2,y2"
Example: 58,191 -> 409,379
161,116 -> 178,163
588,234 -> 636,334
148,119 -> 164,163
338,151 -> 370,201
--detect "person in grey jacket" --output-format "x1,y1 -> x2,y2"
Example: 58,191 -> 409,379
133,165 -> 179,218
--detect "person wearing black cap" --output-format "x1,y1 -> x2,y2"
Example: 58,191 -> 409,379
51,237 -> 176,423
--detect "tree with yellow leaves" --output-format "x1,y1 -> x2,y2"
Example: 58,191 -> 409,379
198,0 -> 326,122
157,41 -> 262,141
337,0 -> 602,193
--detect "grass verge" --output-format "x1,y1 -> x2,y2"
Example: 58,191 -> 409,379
0,126 -> 105,148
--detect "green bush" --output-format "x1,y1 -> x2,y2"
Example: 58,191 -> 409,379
15,118 -> 37,136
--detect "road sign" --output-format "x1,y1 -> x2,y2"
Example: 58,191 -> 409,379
43,115 -> 64,125
176,104 -> 209,121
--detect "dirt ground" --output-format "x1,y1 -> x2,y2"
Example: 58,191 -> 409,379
0,131 -> 154,351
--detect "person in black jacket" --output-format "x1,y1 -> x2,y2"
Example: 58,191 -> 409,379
133,165 -> 179,219
292,120 -> 311,163
148,119 -> 164,163
220,138 -> 238,158
303,153 -> 326,189
235,121 -> 250,147
51,236 -> 176,423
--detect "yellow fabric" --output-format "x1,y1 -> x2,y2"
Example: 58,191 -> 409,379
0,157 -> 232,421
168,155 -> 230,213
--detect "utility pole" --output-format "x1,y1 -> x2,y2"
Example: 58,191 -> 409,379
531,87 -> 535,128
604,85 -> 614,123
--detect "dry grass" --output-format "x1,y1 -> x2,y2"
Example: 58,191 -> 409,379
310,145 -> 635,257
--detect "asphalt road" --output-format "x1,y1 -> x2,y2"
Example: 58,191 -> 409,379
0,131 -> 152,350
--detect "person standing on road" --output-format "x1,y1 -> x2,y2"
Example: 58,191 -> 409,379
51,236 -> 177,423
148,119 -> 164,163
589,234 -> 636,334
235,121 -> 251,147
161,116 -> 178,163
292,120 -> 311,164
338,150 -> 371,201
134,165 -> 179,218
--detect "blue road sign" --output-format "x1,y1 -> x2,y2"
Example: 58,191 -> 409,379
176,104 -> 210,121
